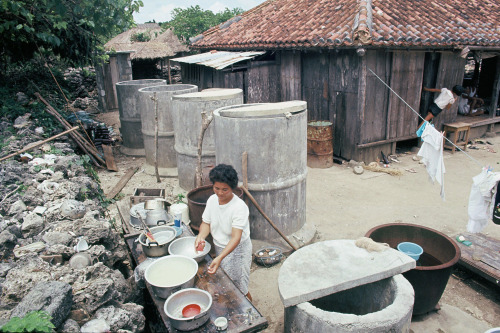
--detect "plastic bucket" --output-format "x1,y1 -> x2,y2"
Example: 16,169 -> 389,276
397,242 -> 423,261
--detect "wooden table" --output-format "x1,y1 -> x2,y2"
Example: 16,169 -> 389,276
124,225 -> 268,333
443,122 -> 471,153
454,232 -> 500,287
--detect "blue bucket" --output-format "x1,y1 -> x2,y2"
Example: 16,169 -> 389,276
397,242 -> 423,261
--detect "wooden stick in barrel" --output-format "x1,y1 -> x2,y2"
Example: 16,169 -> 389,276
241,153 -> 298,251
195,111 -> 213,188
152,92 -> 161,183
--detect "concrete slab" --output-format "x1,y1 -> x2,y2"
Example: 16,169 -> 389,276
410,303 -> 492,332
278,239 -> 416,307
143,164 -> 178,178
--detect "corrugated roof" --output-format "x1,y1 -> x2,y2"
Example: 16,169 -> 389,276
191,0 -> 500,50
171,51 -> 266,69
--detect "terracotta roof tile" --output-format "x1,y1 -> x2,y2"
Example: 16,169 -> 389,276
192,0 -> 500,50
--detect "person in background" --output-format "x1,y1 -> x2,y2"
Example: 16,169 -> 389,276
194,164 -> 252,301
458,81 -> 485,116
419,85 -> 464,129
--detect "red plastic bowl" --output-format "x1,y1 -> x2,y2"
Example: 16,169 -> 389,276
182,303 -> 201,318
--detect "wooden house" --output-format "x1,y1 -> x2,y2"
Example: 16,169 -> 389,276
97,24 -> 189,112
175,0 -> 500,162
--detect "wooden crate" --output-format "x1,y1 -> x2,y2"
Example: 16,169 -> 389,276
130,188 -> 165,206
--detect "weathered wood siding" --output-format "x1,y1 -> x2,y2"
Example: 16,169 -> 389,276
280,51 -> 301,101
387,51 -> 425,139
302,53 -> 330,121
247,62 -> 281,103
328,50 -> 360,159
432,52 -> 466,129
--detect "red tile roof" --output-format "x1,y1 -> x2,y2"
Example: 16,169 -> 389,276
191,0 -> 500,50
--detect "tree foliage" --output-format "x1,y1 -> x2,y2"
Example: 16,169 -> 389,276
0,0 -> 143,65
164,6 -> 244,42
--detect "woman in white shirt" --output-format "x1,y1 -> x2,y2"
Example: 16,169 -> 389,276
194,164 -> 252,301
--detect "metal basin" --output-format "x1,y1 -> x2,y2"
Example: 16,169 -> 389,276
365,223 -> 461,315
144,255 -> 198,299
164,288 -> 212,331
168,236 -> 211,263
138,226 -> 177,257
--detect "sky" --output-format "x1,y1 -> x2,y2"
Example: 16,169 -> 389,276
133,0 -> 263,24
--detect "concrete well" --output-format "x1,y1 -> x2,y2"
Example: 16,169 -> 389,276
138,84 -> 198,176
171,89 -> 243,191
116,79 -> 166,156
284,274 -> 414,333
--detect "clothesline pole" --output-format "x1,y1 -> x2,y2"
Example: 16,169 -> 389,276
367,67 -> 484,169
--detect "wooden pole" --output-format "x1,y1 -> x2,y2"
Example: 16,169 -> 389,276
195,111 -> 213,188
240,185 -> 298,251
0,126 -> 79,162
168,58 -> 172,84
242,151 -> 249,207
153,92 -> 161,183
35,92 -> 105,166
106,166 -> 139,199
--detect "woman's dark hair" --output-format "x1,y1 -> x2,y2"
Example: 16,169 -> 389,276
452,85 -> 465,96
209,164 -> 239,189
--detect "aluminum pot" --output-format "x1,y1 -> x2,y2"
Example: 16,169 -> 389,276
164,288 -> 212,331
129,202 -> 147,229
145,209 -> 173,227
144,199 -> 171,210
138,226 -> 177,257
144,255 -> 198,299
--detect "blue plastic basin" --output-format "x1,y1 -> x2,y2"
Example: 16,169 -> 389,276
397,242 -> 423,261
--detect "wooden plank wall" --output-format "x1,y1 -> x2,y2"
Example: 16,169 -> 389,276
433,52 -> 466,129
328,50 -> 360,159
302,52 -> 330,121
420,53 -> 440,117
247,62 -> 281,103
223,71 -> 246,102
280,51 -> 302,101
386,51 -> 425,139
362,50 -> 391,144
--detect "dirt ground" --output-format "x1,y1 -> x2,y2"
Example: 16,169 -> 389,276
97,111 -> 499,333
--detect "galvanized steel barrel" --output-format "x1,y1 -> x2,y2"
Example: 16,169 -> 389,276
307,121 -> 334,168
213,101 -> 308,240
116,79 -> 166,156
172,89 -> 243,191
138,84 -> 198,175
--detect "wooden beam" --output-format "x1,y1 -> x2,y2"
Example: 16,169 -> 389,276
0,126 -> 79,162
357,134 -> 418,148
102,144 -> 118,172
106,166 -> 139,199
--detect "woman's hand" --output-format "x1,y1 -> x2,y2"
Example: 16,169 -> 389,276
194,235 -> 205,251
208,256 -> 222,274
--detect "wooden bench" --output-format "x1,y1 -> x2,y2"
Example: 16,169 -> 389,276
443,122 -> 471,153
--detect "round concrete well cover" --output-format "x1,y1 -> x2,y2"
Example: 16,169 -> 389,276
278,239 -> 416,307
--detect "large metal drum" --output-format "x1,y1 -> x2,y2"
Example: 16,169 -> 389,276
138,84 -> 198,175
172,89 -> 243,191
116,79 -> 166,156
213,101 -> 308,240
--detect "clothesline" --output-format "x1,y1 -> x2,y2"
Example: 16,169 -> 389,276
367,67 -> 484,169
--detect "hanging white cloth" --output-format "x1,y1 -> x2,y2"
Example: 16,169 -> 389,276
467,169 -> 500,233
417,124 -> 446,200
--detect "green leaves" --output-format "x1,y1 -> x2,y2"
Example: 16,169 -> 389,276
164,6 -> 244,42
0,0 -> 144,66
0,310 -> 55,333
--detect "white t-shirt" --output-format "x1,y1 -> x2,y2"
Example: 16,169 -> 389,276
202,193 -> 250,247
434,88 -> 455,109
